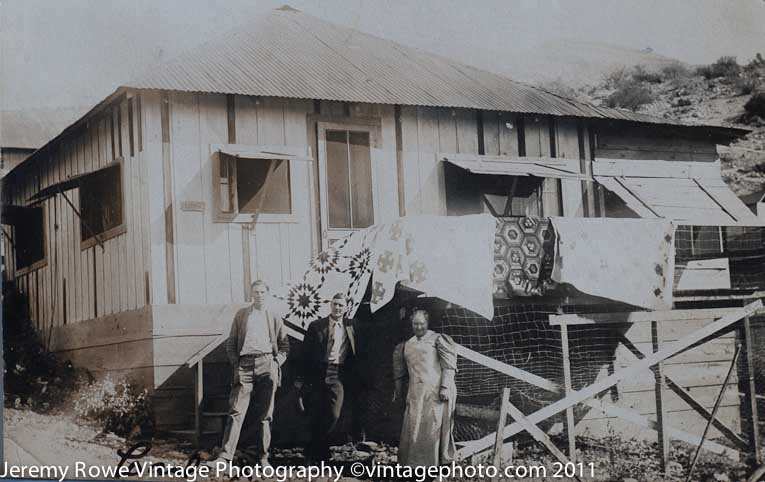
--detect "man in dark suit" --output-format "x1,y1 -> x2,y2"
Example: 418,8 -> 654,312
296,292 -> 358,463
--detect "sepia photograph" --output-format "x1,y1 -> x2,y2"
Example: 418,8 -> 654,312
2,1 -> 765,480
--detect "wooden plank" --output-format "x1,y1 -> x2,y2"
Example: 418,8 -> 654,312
504,399 -> 582,482
549,307 -> 745,326
675,258 -> 731,291
557,119 -> 585,217
161,92 -> 177,303
497,112 -> 520,157
561,324 -> 576,460
399,106 -> 421,215
377,104 -> 399,223
455,108 -> 479,155
743,317 -> 762,462
482,111 -> 500,156
652,321 -> 670,472
457,301 -> 760,458
121,98 -> 136,311
493,387 -> 511,474
419,106 -> 444,215
170,92 -> 206,304
593,158 -> 721,179
456,344 -> 560,392
200,93 -> 232,304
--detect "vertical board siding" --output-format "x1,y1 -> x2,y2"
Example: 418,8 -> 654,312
200,93 -> 233,304
170,92 -> 207,304
556,118 -> 585,217
2,96 -> 151,328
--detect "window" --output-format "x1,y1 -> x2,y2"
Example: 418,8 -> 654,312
218,154 -> 292,217
79,163 -> 123,244
14,206 -> 46,271
444,163 -> 543,217
325,130 -> 374,229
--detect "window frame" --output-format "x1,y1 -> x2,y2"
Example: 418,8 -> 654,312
79,160 -> 127,250
211,144 -> 304,224
316,121 -> 380,242
14,204 -> 48,275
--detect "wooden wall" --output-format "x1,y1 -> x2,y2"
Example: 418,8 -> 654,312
575,314 -> 739,442
2,92 -> 149,332
398,108 -> 593,217
141,92 -> 317,304
594,124 -> 719,162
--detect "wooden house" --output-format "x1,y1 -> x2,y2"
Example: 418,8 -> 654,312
3,7 -> 762,452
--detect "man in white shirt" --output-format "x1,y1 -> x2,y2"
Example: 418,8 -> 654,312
296,293 -> 358,463
209,280 -> 290,468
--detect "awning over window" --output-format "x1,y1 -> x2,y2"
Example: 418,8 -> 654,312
216,144 -> 312,161
594,158 -> 762,227
27,161 -> 120,203
441,153 -> 590,180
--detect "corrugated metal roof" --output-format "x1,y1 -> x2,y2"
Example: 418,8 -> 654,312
124,8 -> 739,131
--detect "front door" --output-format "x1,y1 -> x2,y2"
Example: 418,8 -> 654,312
317,122 -> 378,248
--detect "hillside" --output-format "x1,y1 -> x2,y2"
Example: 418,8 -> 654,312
563,56 -> 765,197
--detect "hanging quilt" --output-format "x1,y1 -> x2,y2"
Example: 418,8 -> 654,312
272,214 -> 497,328
493,217 -> 556,298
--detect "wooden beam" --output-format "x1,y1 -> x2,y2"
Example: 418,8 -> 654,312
560,324 -> 577,460
503,398 -> 583,482
456,344 -> 560,392
743,317 -> 762,463
493,387 -> 511,479
193,359 -> 203,448
549,307 -> 746,326
652,321 -> 670,473
457,301 -> 761,458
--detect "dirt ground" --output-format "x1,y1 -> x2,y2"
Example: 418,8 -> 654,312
3,407 -> 756,482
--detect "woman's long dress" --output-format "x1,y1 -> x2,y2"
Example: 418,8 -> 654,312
394,330 -> 458,467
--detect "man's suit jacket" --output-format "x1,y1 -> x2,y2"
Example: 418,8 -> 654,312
300,316 -> 357,387
225,304 -> 290,368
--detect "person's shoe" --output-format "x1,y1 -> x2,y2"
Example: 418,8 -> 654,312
257,457 -> 272,468
205,457 -> 232,470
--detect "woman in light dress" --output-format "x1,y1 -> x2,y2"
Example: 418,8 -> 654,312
393,309 -> 458,467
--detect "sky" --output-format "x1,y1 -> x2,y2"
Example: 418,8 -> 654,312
1,0 -> 765,113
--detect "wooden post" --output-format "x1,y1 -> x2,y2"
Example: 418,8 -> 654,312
560,323 -> 577,460
743,317 -> 762,463
193,359 -> 204,447
652,320 -> 670,473
493,387 -> 512,480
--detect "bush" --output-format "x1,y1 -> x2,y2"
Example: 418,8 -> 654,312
605,79 -> 656,111
735,78 -> 758,95
631,65 -> 663,83
744,92 -> 765,118
73,376 -> 153,438
603,66 -> 628,88
696,56 -> 740,79
661,61 -> 691,81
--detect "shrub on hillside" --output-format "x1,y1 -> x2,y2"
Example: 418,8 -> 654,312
661,61 -> 691,81
605,79 -> 655,111
696,56 -> 740,79
603,66 -> 628,88
73,376 -> 153,438
735,78 -> 758,95
631,65 -> 663,83
744,92 -> 765,118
